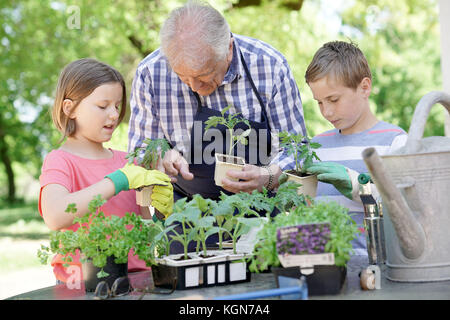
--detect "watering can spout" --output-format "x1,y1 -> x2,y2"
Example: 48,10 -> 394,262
362,147 -> 426,261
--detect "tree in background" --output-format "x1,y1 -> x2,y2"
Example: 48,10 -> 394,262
339,0 -> 442,136
0,0 -> 442,202
226,0 -> 442,136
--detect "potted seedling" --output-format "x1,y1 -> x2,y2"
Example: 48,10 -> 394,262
186,194 -> 226,262
152,196 -> 228,289
152,191 -> 269,290
126,138 -> 170,206
244,179 -> 309,217
156,198 -> 200,263
278,132 -> 321,198
37,195 -> 156,292
217,192 -> 265,255
205,106 -> 251,187
248,199 -> 360,295
214,192 -> 264,283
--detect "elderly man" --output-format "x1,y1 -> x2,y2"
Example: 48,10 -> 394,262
128,1 -> 307,203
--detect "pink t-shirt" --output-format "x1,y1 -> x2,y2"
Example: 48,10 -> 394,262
39,149 -> 150,282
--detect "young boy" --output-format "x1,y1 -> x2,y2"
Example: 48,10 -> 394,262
304,41 -> 407,255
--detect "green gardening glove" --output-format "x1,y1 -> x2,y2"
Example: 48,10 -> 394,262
151,183 -> 174,219
305,162 -> 353,199
106,163 -> 171,194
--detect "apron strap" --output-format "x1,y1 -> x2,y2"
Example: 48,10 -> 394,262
239,50 -> 270,128
192,47 -> 270,130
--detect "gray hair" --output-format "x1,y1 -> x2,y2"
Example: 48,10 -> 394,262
159,0 -> 231,70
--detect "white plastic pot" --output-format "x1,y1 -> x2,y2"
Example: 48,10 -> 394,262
135,186 -> 153,206
214,153 -> 245,187
284,172 -> 318,198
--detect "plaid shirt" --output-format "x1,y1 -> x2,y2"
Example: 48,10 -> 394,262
128,33 -> 307,171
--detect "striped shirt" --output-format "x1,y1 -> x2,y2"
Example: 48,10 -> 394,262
128,33 -> 306,170
312,121 -> 408,254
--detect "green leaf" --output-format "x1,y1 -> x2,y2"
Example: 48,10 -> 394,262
97,269 -> 109,279
241,128 -> 251,138
197,216 -> 215,228
204,227 -> 223,239
221,105 -> 231,116
184,207 -> 201,223
65,203 -> 77,214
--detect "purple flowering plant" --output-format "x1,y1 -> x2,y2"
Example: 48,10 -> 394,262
248,200 -> 360,272
276,223 -> 331,256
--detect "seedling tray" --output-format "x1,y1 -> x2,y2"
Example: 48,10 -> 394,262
152,257 -> 251,290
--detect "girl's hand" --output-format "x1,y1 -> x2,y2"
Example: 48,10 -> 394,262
151,183 -> 174,219
106,163 -> 171,194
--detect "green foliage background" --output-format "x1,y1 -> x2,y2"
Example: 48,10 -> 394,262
0,0 -> 444,202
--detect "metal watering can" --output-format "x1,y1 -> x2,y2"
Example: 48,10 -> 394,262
362,91 -> 450,282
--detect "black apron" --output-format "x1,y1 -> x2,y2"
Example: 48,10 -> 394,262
173,49 -> 272,200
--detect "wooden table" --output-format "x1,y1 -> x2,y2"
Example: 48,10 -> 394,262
6,255 -> 450,300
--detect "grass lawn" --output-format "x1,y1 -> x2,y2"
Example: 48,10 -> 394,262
0,202 -> 50,272
0,202 -> 55,299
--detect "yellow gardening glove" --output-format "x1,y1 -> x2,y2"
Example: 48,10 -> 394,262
151,183 -> 174,219
106,163 -> 171,194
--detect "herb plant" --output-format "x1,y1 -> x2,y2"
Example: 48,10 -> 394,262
205,106 -> 251,156
278,132 -> 321,174
37,195 -> 157,278
248,200 -> 360,272
276,223 -> 331,255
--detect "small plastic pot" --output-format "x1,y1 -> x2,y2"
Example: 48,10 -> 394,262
82,256 -> 128,292
284,171 -> 318,198
136,186 -> 153,206
272,265 -> 346,296
214,153 -> 245,187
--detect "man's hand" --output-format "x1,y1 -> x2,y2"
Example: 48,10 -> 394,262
162,149 -> 194,183
222,164 -> 281,194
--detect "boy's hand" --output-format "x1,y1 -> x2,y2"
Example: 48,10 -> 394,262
106,163 -> 171,194
305,162 -> 354,199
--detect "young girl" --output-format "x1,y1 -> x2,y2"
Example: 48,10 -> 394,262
39,58 -> 173,283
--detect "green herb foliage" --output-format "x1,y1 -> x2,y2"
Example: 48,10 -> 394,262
37,195 -> 158,278
248,200 -> 360,272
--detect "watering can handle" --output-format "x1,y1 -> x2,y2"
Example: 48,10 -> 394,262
405,91 -> 450,153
